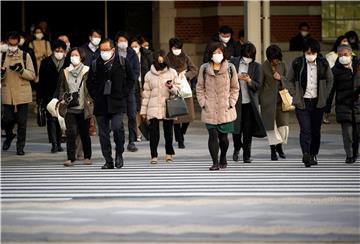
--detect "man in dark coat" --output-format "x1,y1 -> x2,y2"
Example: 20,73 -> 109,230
203,25 -> 241,63
289,22 -> 311,51
37,40 -> 67,153
87,38 -> 133,169
331,44 -> 360,163
80,29 -> 102,66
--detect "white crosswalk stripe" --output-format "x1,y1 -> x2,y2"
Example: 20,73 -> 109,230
1,159 -> 359,201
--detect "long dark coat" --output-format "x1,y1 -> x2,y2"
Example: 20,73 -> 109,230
259,60 -> 290,131
230,57 -> 266,138
331,58 -> 360,123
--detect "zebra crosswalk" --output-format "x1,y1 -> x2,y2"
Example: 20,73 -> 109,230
2,158 -> 359,201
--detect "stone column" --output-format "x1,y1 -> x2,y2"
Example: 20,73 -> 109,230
244,1 -> 262,62
262,0 -> 271,62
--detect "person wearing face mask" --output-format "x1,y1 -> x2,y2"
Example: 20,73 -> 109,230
130,37 -> 153,142
196,42 -> 239,170
18,31 -> 37,83
345,31 -> 359,53
114,31 -> 140,152
203,25 -> 241,63
166,37 -> 198,149
286,38 -> 333,167
87,38 -> 133,169
1,31 -> 36,155
58,35 -> 71,54
324,35 -> 351,124
289,22 -> 311,51
37,40 -> 67,153
138,36 -> 151,51
58,47 -> 93,167
259,45 -> 290,161
80,29 -> 102,66
140,50 -> 181,164
230,42 -> 265,164
29,28 -> 52,81
330,45 -> 360,164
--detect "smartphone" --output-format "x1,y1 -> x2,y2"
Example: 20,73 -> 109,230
241,72 -> 248,76
166,80 -> 172,84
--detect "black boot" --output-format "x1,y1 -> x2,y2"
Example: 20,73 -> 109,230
178,141 -> 185,149
302,153 -> 311,167
275,144 -> 286,159
243,143 -> 252,163
233,150 -> 240,162
51,143 -> 58,153
115,153 -> 124,169
270,145 -> 278,161
101,162 -> 114,169
2,133 -> 16,151
220,155 -> 227,169
209,162 -> 220,171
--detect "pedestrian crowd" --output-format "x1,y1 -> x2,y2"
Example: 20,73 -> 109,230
1,21 -> 359,169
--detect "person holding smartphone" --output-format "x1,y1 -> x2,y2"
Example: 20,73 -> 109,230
140,50 -> 181,164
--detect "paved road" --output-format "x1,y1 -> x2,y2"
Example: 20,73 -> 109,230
1,115 -> 360,243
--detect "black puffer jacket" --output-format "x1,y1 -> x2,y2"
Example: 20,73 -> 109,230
331,58 -> 360,123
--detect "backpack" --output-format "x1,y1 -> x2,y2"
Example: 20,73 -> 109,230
1,51 -> 27,69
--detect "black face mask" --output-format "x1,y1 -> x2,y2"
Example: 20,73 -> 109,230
154,62 -> 167,71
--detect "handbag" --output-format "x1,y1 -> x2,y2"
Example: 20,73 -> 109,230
37,100 -> 46,127
88,116 -> 97,136
63,78 -> 83,108
179,73 -> 193,98
279,89 -> 295,112
166,93 -> 189,118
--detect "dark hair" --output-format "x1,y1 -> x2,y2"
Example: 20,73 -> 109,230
238,29 -> 245,39
6,31 -> 20,42
206,42 -> 225,63
99,38 -> 115,49
298,22 -> 310,30
52,39 -> 67,51
240,42 -> 256,60
266,44 -> 282,61
137,35 -> 149,45
153,49 -> 168,69
345,30 -> 359,50
331,35 -> 348,52
218,25 -> 233,35
114,31 -> 129,42
129,37 -> 140,46
69,47 -> 86,63
89,29 -> 102,37
303,38 -> 320,53
169,37 -> 183,50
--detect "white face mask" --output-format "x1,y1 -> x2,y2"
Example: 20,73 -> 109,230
101,51 -> 113,61
35,33 -> 44,40
117,42 -> 128,50
91,37 -> 101,46
132,47 -> 140,54
1,43 -> 9,53
242,57 -> 253,64
54,52 -> 64,60
8,46 -> 18,53
219,35 -> 230,44
212,53 -> 224,64
300,31 -> 309,37
172,49 -> 181,56
305,54 -> 317,62
339,56 -> 352,65
19,38 -> 25,46
70,56 -> 81,66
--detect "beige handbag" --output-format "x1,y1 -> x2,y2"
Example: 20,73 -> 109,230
279,88 -> 295,112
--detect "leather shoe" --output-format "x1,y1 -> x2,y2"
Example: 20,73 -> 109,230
243,158 -> 252,163
115,153 -> 124,169
220,157 -> 227,169
127,144 -> 138,152
57,146 -> 64,152
345,157 -> 355,164
51,145 -> 57,153
310,155 -> 318,165
302,153 -> 311,167
209,163 -> 220,171
178,141 -> 185,149
16,148 -> 25,156
101,162 -> 114,169
2,133 -> 16,151
233,150 -> 240,162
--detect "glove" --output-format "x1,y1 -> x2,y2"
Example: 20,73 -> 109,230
9,63 -> 24,73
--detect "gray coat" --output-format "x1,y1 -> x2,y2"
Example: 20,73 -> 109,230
230,57 -> 266,137
259,60 -> 290,131
286,56 -> 333,110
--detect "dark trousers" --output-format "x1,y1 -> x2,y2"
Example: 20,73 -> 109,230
341,121 -> 360,158
295,99 -> 324,156
96,113 -> 125,163
46,111 -> 61,146
233,103 -> 254,159
149,118 -> 174,158
174,122 -> 189,143
2,104 -> 28,150
65,112 -> 91,162
126,87 -> 137,145
208,128 -> 229,164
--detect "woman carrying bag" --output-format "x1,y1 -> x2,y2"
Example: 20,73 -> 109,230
259,45 -> 290,161
196,42 -> 239,170
140,50 -> 181,164
58,47 -> 93,167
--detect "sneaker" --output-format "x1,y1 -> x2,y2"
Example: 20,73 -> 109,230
136,135 -> 142,142
165,154 -> 173,163
150,157 -> 158,164
64,160 -> 74,167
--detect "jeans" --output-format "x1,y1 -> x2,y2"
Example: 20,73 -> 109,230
96,113 -> 125,163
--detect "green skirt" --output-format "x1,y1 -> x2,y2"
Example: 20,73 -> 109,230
206,122 -> 234,133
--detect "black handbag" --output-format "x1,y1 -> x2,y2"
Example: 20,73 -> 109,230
63,78 -> 83,108
166,94 -> 188,118
138,120 -> 150,141
37,101 -> 46,127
